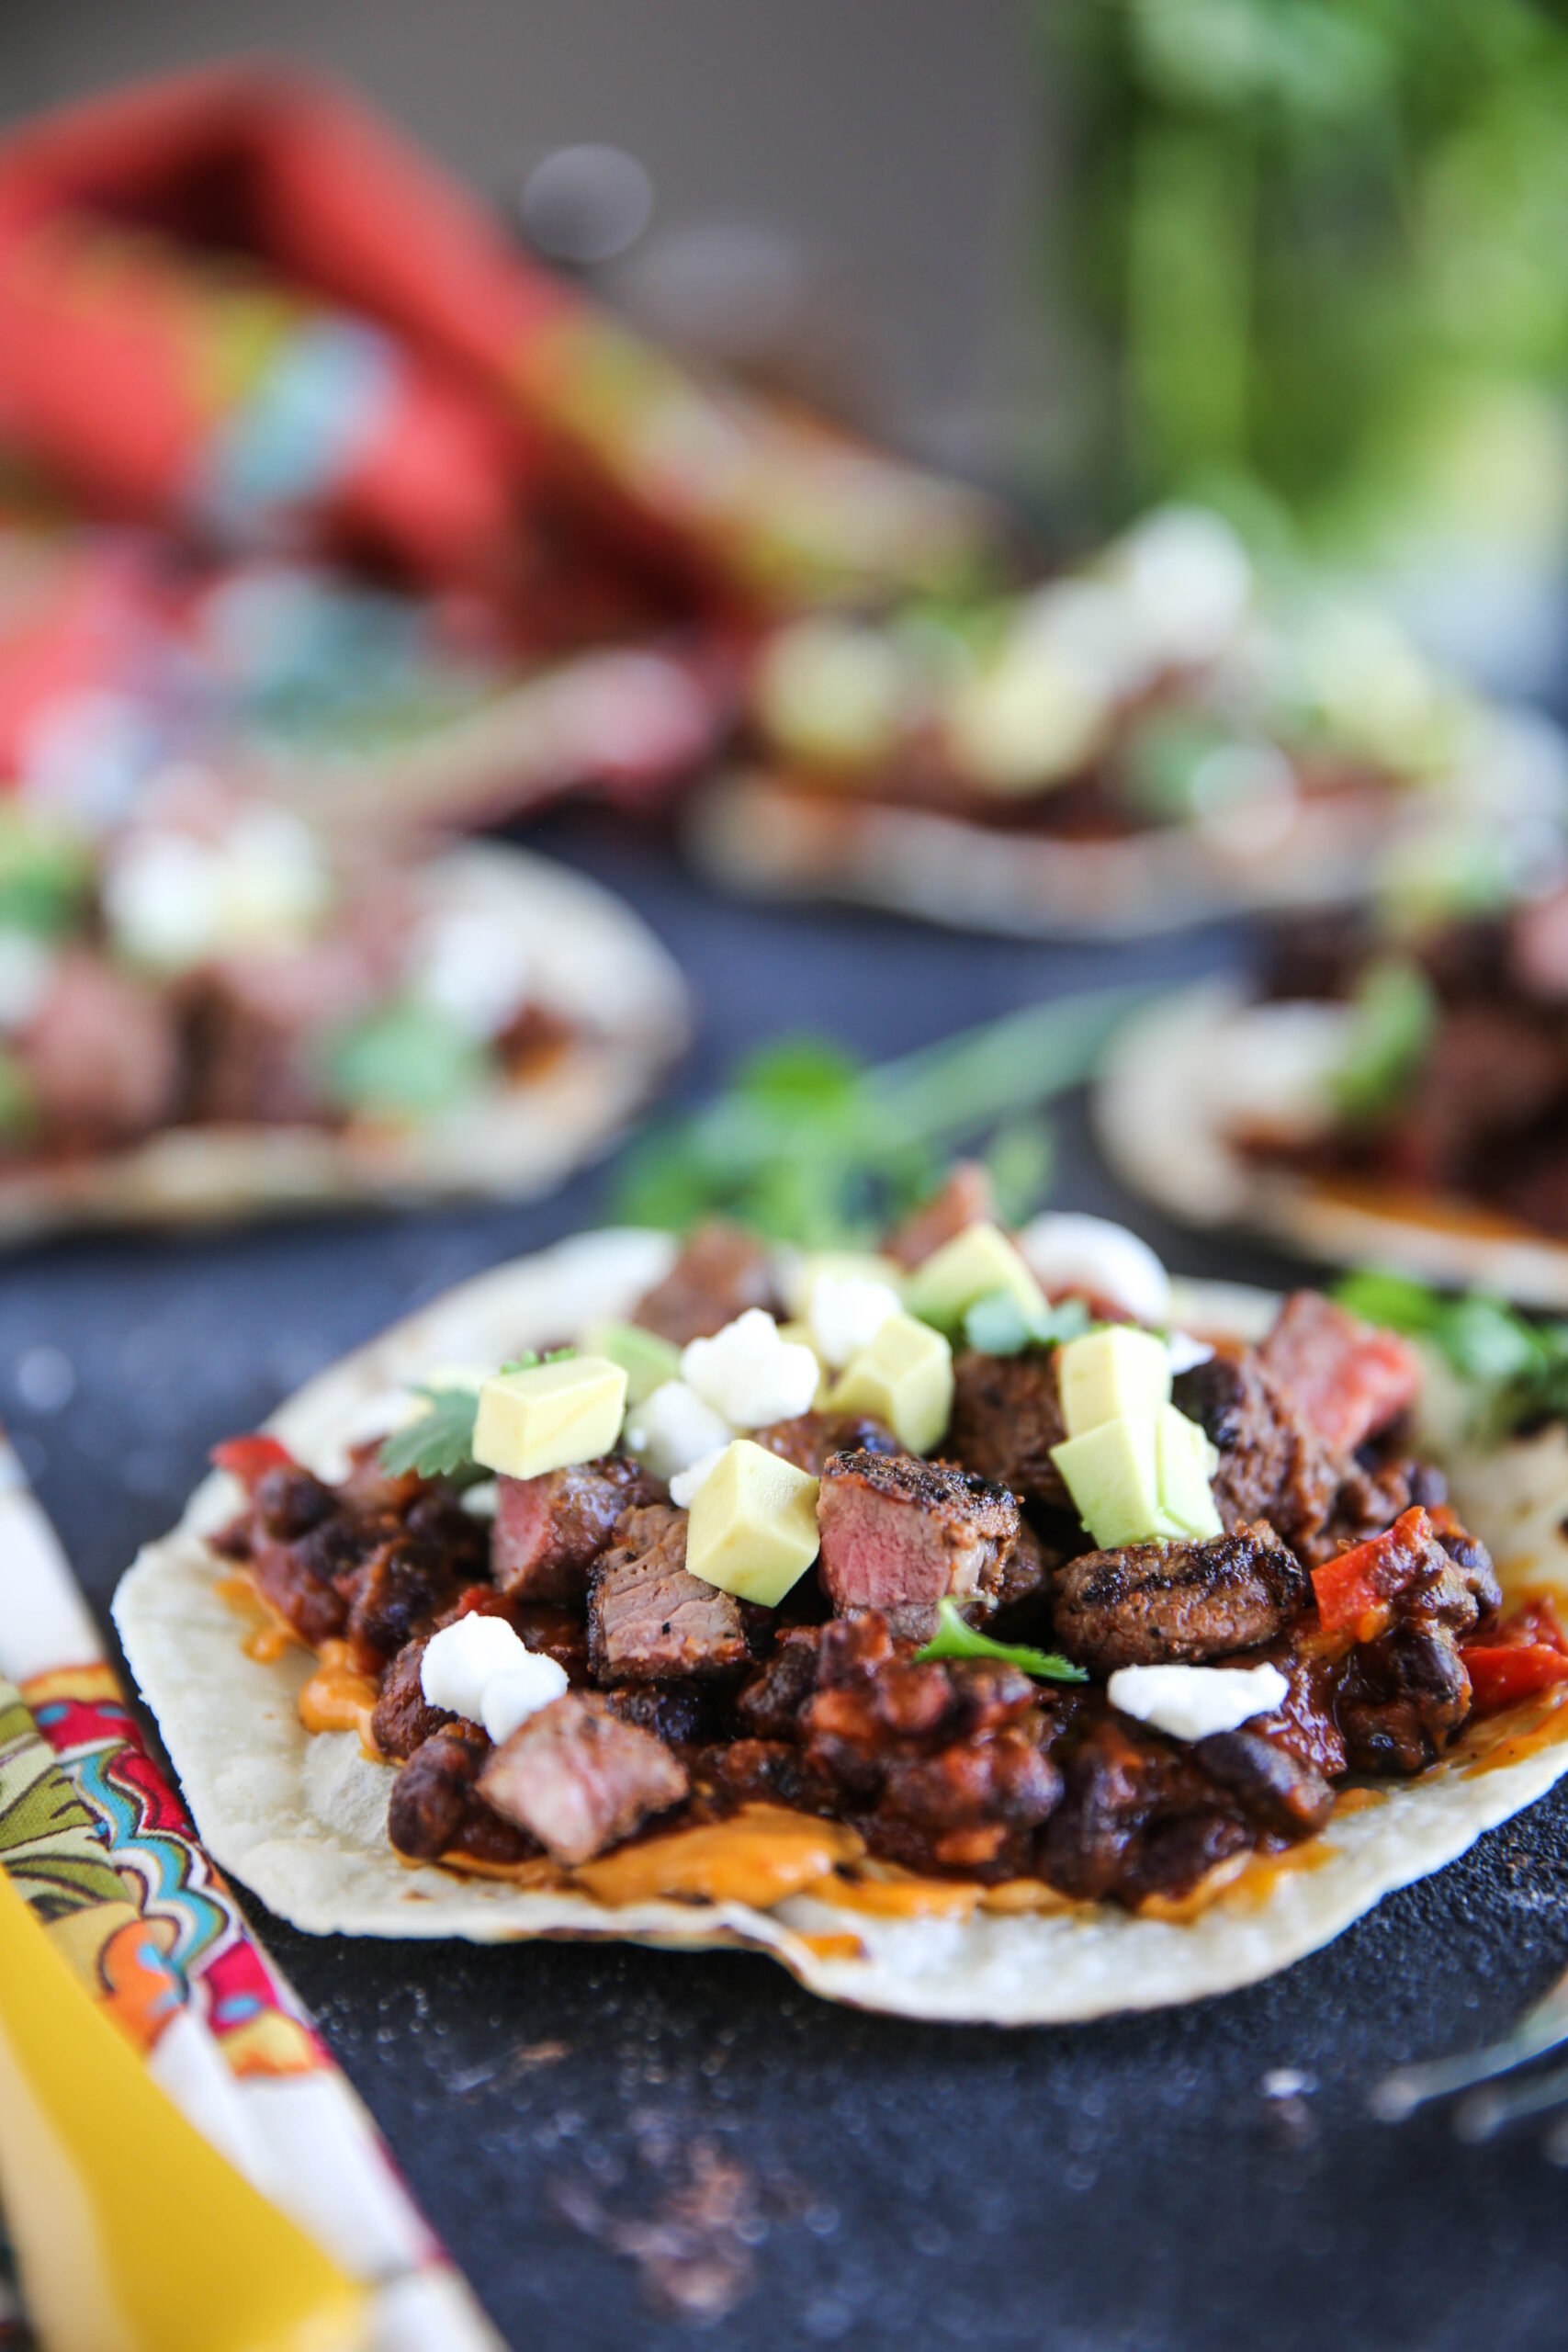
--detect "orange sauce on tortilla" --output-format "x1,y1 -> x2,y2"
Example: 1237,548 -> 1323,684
571,1806 -> 863,1909
213,1571 -> 303,1665
1460,1683 -> 1568,1777
297,1643 -> 382,1758
796,1934 -> 869,1963
821,1868 -> 984,1921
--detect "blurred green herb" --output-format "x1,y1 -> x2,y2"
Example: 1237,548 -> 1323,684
614,988 -> 1146,1244
1329,957 -> 1436,1129
378,1351 -> 571,1480
916,1597 -> 1088,1683
321,1000 -> 487,1123
0,812 -> 94,937
963,1289 -> 1093,1356
1334,1271 -> 1568,1439
0,1045 -> 38,1144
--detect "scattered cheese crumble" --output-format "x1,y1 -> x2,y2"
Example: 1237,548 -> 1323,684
421,1613 -> 566,1738
807,1272 -> 902,1369
1107,1661 -> 1288,1744
624,1380 -> 734,1483
681,1309 -> 819,1430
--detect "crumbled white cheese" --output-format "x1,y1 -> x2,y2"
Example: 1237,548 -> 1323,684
0,928 -> 56,1034
460,1480 -> 500,1519
807,1272 -> 901,1369
103,809 -> 330,971
669,1444 -> 729,1510
422,1613 -> 568,1742
1107,1661 -> 1289,1744
624,1380 -> 734,1484
1016,1213 -> 1172,1327
1167,1331 -> 1215,1376
1204,1001 -> 1354,1148
681,1309 -> 819,1430
414,904 -> 536,1039
480,1651 -> 570,1745
421,1614 -> 531,1722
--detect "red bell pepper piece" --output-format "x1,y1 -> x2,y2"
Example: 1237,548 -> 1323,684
210,1433 -> 296,1489
1312,1506 -> 1435,1638
1461,1644 -> 1568,1715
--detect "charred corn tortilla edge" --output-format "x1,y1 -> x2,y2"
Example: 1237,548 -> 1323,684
113,1233 -> 1568,2024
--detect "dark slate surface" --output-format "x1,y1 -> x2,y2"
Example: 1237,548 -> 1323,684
5,806 -> 1568,2350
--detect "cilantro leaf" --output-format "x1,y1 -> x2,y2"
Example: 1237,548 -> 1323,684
915,1598 -> 1088,1682
613,988 -> 1147,1243
962,1288 -> 1092,1356
377,1351 -> 572,1481
320,1000 -> 487,1123
1330,958 -> 1436,1129
379,1386 -> 483,1480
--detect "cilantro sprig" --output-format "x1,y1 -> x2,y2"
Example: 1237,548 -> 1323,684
915,1597 -> 1088,1683
962,1288 -> 1092,1355
613,988 -> 1147,1245
378,1351 -> 572,1481
1334,1272 -> 1568,1440
1329,957 -> 1436,1130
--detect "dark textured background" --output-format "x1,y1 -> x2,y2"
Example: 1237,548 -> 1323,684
5,808 -> 1568,2350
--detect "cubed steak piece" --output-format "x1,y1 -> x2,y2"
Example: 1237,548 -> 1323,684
1055,1523 -> 1308,1674
19,952 -> 181,1147
388,1726 -> 537,1868
817,1449 -> 1021,1641
492,1454 -> 660,1604
631,1220 -> 777,1344
588,1503 -> 751,1682
479,1692 -> 689,1865
754,1411 -> 897,1475
371,1636 -> 457,1758
948,1349 -> 1070,1510
1258,1292 -> 1421,1458
886,1161 -> 996,1270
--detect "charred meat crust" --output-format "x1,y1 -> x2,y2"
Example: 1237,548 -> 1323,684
948,1349 -> 1070,1510
1053,1524 -> 1309,1674
479,1692 -> 690,1866
492,1454 -> 660,1605
630,1220 -> 778,1344
817,1449 -> 1021,1640
588,1503 -> 753,1683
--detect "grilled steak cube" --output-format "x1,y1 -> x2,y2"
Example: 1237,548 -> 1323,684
631,1220 -> 777,1344
588,1503 -> 751,1682
817,1449 -> 1020,1640
19,951 -> 181,1147
886,1161 -> 996,1269
1258,1292 -> 1420,1457
1054,1523 -> 1308,1673
492,1454 -> 660,1604
388,1726 -> 537,1868
479,1691 -> 689,1864
371,1635 -> 457,1758
754,1411 -> 897,1475
948,1349 -> 1070,1510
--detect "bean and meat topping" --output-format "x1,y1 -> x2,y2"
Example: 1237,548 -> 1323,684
211,1266 -> 1549,1906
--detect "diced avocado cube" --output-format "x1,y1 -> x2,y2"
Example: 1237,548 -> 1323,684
472,1355 -> 628,1481
1058,1327 -> 1171,1438
782,1249 -> 906,1319
1156,1406 -> 1224,1540
774,1322 -> 831,1408
904,1223 -> 1046,1332
686,1439 -> 821,1606
1051,1415 -> 1165,1550
580,1320 -> 682,1407
828,1312 -> 953,1453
